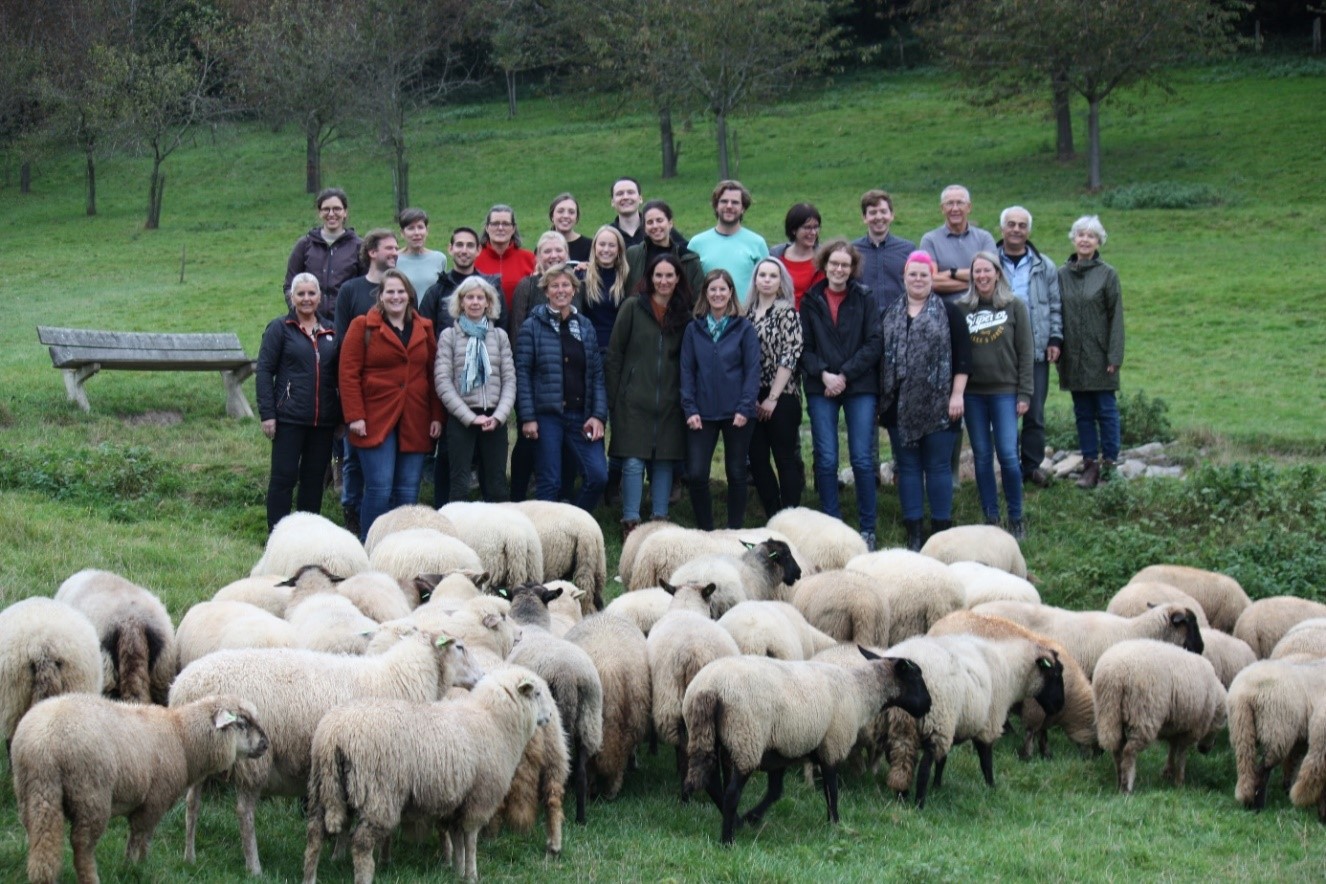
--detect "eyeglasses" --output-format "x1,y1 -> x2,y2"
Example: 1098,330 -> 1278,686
800,224 -> 821,232
826,260 -> 853,270
487,221 -> 513,228
319,206 -> 345,214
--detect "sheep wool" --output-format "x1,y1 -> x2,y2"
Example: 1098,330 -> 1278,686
1202,629 -> 1257,687
54,569 -> 178,705
250,511 -> 369,578
506,500 -> 608,612
1271,618 -> 1326,660
919,524 -> 1027,578
1106,581 -> 1210,628
440,501 -> 544,589
846,550 -> 965,645
0,598 -> 103,741
948,561 -> 1041,609
766,507 -> 868,572
1290,701 -> 1326,821
303,667 -> 554,883
1128,564 -> 1251,633
1227,654 -> 1326,809
668,539 -> 803,617
604,587 -> 674,637
368,528 -> 484,587
175,600 -> 297,669
792,570 -> 893,650
717,600 -> 838,661
14,693 -> 267,884
616,518 -> 678,587
1234,596 -> 1326,659
629,527 -> 810,593
212,574 -> 291,617
334,569 -> 417,621
566,613 -> 652,799
1093,639 -> 1228,793
362,503 -> 458,554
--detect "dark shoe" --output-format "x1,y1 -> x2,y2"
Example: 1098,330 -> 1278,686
860,530 -> 877,552
984,514 -> 1000,526
620,518 -> 640,537
1077,459 -> 1100,489
929,519 -> 954,538
669,483 -> 684,505
1024,468 -> 1050,488
1008,519 -> 1026,540
342,505 -> 361,537
904,520 -> 924,552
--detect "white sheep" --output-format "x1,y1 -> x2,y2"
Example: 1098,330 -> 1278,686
565,612 -> 651,799
667,538 -> 803,616
1290,702 -> 1326,820
628,527 -> 810,592
13,693 -> 268,884
791,570 -> 893,649
168,623 -> 480,875
486,693 -> 570,858
1093,639 -> 1228,793
766,507 -> 868,572
368,527 -> 484,587
948,561 -> 1041,608
175,600 -> 297,669
846,550 -> 965,644
929,609 -> 1096,759
440,501 -> 544,588
279,564 -> 380,654
0,598 -> 103,744
212,574 -> 291,616
545,579 -> 587,637
335,570 -> 417,621
971,600 -> 1204,679
603,587 -> 673,637
1128,564 -> 1251,632
881,634 -> 1064,808
681,649 -> 932,844
250,511 -> 369,578
1106,580 -> 1210,627
54,569 -> 178,705
1272,619 -> 1326,660
504,583 -> 605,825
1234,596 -> 1326,658
919,524 -> 1027,577
506,500 -> 607,612
1203,629 -> 1258,687
717,600 -> 838,660
408,596 -> 521,671
362,503 -> 458,554
646,582 -> 740,790
413,569 -> 489,611
616,518 -> 677,586
303,666 -> 554,883
1227,654 -> 1326,809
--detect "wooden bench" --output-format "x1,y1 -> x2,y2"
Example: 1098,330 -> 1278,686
37,326 -> 257,419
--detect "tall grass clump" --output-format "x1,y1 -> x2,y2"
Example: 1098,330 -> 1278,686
1101,182 -> 1225,209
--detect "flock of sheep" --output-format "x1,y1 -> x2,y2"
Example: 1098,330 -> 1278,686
4,501 -> 1326,881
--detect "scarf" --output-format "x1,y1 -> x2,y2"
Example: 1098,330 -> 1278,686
457,315 -> 491,394
879,293 -> 953,447
706,314 -> 729,342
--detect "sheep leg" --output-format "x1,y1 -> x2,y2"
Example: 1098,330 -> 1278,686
1116,743 -> 1140,794
933,754 -> 947,789
719,768 -> 750,846
574,740 -> 590,824
1253,764 -> 1273,811
237,788 -> 263,875
742,767 -> 786,826
461,825 -> 481,882
124,807 -> 162,863
914,746 -> 936,809
975,741 -> 995,788
183,784 -> 201,862
1163,739 -> 1193,787
674,744 -> 690,801
822,765 -> 841,824
70,810 -> 109,884
302,812 -> 325,884
351,822 -> 384,884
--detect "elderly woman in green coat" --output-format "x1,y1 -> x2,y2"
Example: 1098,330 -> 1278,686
1057,215 -> 1124,489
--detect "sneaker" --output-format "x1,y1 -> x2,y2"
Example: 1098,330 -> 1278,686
860,530 -> 877,552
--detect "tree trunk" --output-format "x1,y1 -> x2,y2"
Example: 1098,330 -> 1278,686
20,160 -> 30,194
146,158 -> 165,229
393,142 -> 409,215
1086,97 -> 1102,192
85,147 -> 97,216
305,129 -> 321,194
505,70 -> 517,119
715,109 -> 729,180
1052,71 -> 1074,162
659,105 -> 678,179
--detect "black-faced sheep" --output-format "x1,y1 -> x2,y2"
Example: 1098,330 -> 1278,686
928,609 -> 1095,759
845,550 -> 965,645
681,649 -> 931,844
0,598 -> 103,746
565,612 -> 651,799
629,527 -> 810,593
1227,654 -> 1326,809
440,502 -> 545,589
1234,596 -> 1326,659
303,666 -> 554,883
168,624 -> 480,875
1093,639 -> 1228,793
1128,564 -> 1251,633
971,601 -> 1204,680
250,511 -> 369,578
766,507 -> 868,572
881,634 -> 1064,808
175,600 -> 297,668
505,500 -> 608,612
919,524 -> 1027,578
54,569 -> 178,705
791,570 -> 893,649
362,503 -> 458,554
13,693 -> 267,884
667,539 -> 803,616
717,600 -> 838,660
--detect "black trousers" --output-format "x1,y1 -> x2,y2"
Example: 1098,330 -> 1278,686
686,417 -> 755,530
445,413 -> 510,502
267,422 -> 337,531
748,391 -> 804,518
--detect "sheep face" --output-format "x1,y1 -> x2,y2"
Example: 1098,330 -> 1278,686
755,540 -> 802,586
437,634 -> 483,689
216,700 -> 270,760
519,676 -> 556,728
1172,609 -> 1204,655
505,583 -> 558,629
862,648 -> 932,719
1033,652 -> 1066,718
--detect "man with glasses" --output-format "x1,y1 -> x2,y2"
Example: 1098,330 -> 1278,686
920,184 -> 996,302
689,179 -> 769,298
284,187 -> 365,323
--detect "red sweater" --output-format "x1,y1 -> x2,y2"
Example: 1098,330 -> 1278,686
339,309 -> 443,452
475,243 -> 536,306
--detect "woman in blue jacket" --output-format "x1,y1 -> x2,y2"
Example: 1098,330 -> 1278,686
681,269 -> 760,530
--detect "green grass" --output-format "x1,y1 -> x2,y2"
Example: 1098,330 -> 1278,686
1,56 -> 1325,880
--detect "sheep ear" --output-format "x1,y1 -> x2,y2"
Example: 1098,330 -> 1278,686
415,573 -> 444,593
701,582 -> 718,600
435,634 -> 454,648
858,645 -> 881,661
517,678 -> 537,697
213,709 -> 238,730
660,580 -> 677,595
482,613 -> 501,629
1169,611 -> 1186,627
472,570 -> 491,589
571,587 -> 586,599
276,575 -> 298,587
542,587 -> 564,603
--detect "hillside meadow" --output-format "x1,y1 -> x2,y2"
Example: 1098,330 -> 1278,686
0,59 -> 1324,880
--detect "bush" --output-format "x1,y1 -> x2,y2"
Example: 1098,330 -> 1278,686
1101,182 -> 1224,210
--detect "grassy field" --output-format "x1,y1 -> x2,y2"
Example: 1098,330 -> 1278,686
1,57 -> 1325,881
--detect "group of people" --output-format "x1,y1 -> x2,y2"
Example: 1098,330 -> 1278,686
260,178 -> 1124,549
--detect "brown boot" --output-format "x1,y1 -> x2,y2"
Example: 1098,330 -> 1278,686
1077,459 -> 1100,489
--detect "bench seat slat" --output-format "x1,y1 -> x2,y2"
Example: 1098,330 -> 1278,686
37,326 -> 245,351
47,346 -> 252,371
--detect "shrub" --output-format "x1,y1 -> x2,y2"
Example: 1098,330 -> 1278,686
1101,182 -> 1224,210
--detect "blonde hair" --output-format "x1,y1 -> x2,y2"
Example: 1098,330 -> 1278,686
584,225 -> 628,307
448,276 -> 501,320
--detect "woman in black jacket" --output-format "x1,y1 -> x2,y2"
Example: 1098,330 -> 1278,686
799,239 -> 884,550
257,272 -> 341,531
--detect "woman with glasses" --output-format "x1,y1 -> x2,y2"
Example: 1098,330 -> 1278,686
768,202 -> 824,308
283,187 -> 364,324
475,204 -> 536,309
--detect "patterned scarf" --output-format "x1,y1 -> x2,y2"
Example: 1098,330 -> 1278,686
457,315 -> 490,394
879,293 -> 953,447
706,314 -> 729,342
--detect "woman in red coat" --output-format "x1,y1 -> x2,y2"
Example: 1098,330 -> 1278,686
338,269 -> 443,540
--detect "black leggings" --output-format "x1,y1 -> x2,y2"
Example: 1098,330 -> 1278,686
748,391 -> 804,517
267,422 -> 337,531
686,417 -> 755,530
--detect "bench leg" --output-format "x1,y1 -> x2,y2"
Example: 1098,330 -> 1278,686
221,368 -> 255,419
62,365 -> 99,412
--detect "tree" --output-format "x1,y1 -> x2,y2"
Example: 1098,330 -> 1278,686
39,44 -> 126,215
484,0 -> 571,118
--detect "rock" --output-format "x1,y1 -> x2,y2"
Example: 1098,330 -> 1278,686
1116,459 -> 1148,480
1145,465 -> 1184,479
1124,442 -> 1166,459
1054,454 -> 1083,477
838,467 -> 855,488
878,462 -> 894,486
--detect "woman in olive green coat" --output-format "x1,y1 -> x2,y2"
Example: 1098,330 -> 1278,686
606,253 -> 693,530
1057,215 -> 1124,488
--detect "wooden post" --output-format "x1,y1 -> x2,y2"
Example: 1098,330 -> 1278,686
1314,18 -> 1321,54
1254,20 -> 1262,52
179,244 -> 187,284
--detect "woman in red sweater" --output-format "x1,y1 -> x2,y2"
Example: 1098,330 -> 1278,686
474,204 -> 536,309
338,269 -> 443,540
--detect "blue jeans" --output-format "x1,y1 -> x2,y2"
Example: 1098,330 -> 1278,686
340,436 -> 362,509
621,458 -> 676,522
965,393 -> 1023,521
888,427 -> 955,521
356,428 -> 426,542
1072,391 -> 1121,462
806,392 -> 878,532
532,411 -> 607,512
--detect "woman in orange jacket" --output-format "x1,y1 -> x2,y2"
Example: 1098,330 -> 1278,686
338,269 -> 443,540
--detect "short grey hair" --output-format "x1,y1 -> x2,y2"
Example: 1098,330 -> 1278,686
533,230 -> 569,267
289,272 -> 321,294
940,184 -> 971,204
448,276 -> 501,320
1069,215 -> 1108,246
1000,206 -> 1033,231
